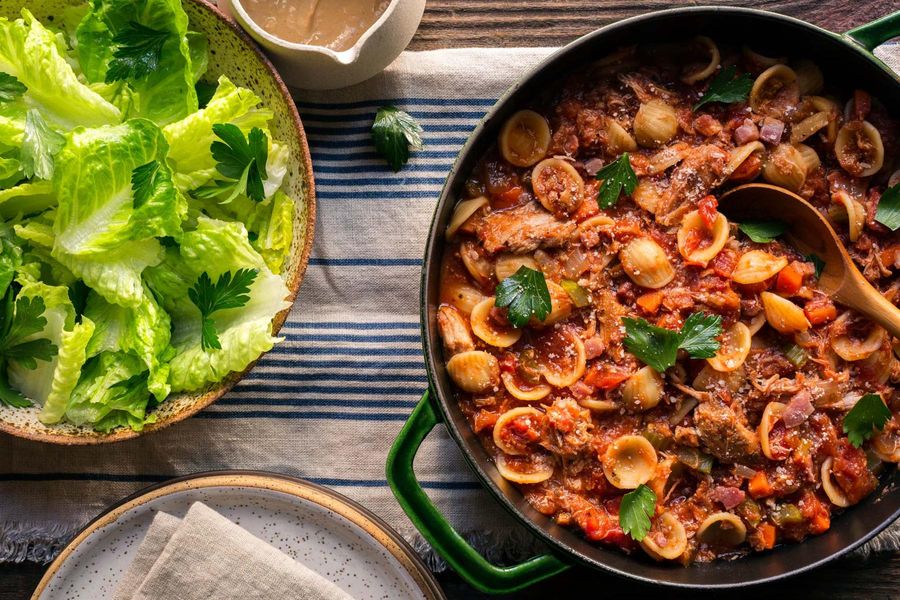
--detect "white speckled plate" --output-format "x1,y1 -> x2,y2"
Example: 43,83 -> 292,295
32,472 -> 444,600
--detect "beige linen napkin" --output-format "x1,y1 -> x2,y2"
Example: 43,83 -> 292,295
116,503 -> 352,600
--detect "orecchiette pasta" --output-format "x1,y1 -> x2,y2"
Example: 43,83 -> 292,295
761,291 -> 810,334
732,250 -> 789,285
622,366 -> 664,412
446,351 -> 500,394
496,453 -> 555,484
697,512 -> 747,547
494,253 -> 538,282
759,401 -> 787,460
445,196 -> 488,240
835,120 -> 884,177
531,158 -> 585,218
750,64 -> 799,115
707,322 -> 751,372
620,238 -> 675,289
762,143 -> 807,191
602,434 -> 658,489
633,100 -> 679,147
499,109 -> 551,167
676,210 -> 729,266
470,297 -> 522,347
681,36 -> 720,84
640,512 -> 687,561
501,371 -> 552,401
493,407 -> 544,455
820,457 -> 851,507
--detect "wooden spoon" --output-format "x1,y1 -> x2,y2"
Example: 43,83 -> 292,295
719,183 -> 900,339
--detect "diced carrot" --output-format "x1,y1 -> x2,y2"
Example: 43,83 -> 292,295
748,471 -> 774,499
758,522 -> 777,550
698,195 -> 718,230
804,297 -> 837,325
774,263 -> 803,296
636,291 -> 663,315
810,510 -> 831,535
583,365 -> 630,390
494,185 -> 524,209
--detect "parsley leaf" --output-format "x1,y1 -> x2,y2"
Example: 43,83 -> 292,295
875,184 -> 900,231
0,292 -> 57,408
20,109 -> 65,180
693,65 -> 753,111
131,161 -> 162,209
188,269 -> 259,351
619,484 -> 657,541
677,313 -> 723,358
623,312 -> 722,372
494,266 -> 551,328
105,21 -> 170,83
805,253 -> 825,278
371,105 -> 424,172
205,123 -> 269,202
0,73 -> 26,102
843,393 -> 891,448
738,220 -> 787,243
595,153 -> 637,209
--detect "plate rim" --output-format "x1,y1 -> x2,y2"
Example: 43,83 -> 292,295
31,470 -> 446,600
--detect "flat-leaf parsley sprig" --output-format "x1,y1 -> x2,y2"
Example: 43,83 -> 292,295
623,312 -> 723,372
595,153 -> 637,209
843,393 -> 891,448
371,106 -> 424,172
0,291 -> 58,407
693,65 -> 753,111
494,266 -> 552,328
875,183 -> 900,231
106,21 -> 170,83
189,268 -> 259,351
194,123 -> 269,202
619,483 -> 657,541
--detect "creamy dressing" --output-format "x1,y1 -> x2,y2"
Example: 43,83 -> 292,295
241,0 -> 391,51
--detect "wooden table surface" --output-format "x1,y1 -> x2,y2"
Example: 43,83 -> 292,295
5,1 -> 900,598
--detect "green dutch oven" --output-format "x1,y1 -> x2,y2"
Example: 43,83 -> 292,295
386,6 -> 900,594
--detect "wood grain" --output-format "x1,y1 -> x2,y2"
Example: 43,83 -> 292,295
409,0 -> 898,50
4,0 -> 900,598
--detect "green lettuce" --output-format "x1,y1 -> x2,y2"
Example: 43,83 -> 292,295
51,119 -> 184,306
145,217 -> 289,392
0,10 -> 120,128
65,351 -> 156,432
75,0 -> 199,125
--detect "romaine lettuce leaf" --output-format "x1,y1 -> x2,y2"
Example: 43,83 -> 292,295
145,216 -> 289,391
75,0 -> 198,125
65,351 -> 156,432
0,180 -> 55,219
163,76 -> 272,191
0,10 -> 120,128
251,191 -> 294,274
37,316 -> 94,424
51,119 -> 183,306
84,287 -> 173,400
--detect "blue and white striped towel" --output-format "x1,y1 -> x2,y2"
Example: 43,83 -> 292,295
1,45 -> 899,567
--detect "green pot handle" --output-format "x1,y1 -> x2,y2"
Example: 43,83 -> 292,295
845,11 -> 900,51
386,390 -> 570,594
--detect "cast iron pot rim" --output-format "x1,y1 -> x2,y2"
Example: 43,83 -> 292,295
419,4 -> 900,589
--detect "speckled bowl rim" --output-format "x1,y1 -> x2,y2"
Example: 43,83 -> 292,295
31,471 -> 445,600
0,0 -> 317,446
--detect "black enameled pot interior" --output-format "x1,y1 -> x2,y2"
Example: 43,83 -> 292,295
421,6 -> 900,588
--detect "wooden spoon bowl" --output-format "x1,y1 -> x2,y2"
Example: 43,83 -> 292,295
720,183 -> 900,339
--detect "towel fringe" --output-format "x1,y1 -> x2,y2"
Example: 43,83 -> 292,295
0,520 -> 83,564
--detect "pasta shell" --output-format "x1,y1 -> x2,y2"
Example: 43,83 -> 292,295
795,143 -> 821,172
831,325 -> 886,362
499,109 -> 551,167
532,281 -> 574,327
697,512 -> 747,547
446,350 -> 500,394
531,158 -> 585,218
620,237 -> 675,289
749,64 -> 799,114
496,452 -> 555,484
681,36 -> 720,84
641,512 -> 687,561
762,143 -> 807,192
443,281 -> 485,315
761,291 -> 810,334
809,96 -> 839,145
707,322 -> 751,372
872,419 -> 900,463
602,434 -> 658,489
538,328 -> 586,387
631,180 -> 664,213
605,118 -> 638,154
495,253 -> 538,282
676,210 -> 729,266
634,100 -> 679,148
693,363 -> 746,393
501,371 -> 551,401
470,297 -> 522,347
793,59 -> 824,95
820,457 -> 851,507
578,397 -> 619,412
835,120 -> 884,177
459,240 -> 494,287
832,190 -> 866,242
446,196 -> 489,240
732,250 -> 788,285
493,407 -> 544,455
758,401 -> 786,460
622,366 -> 664,412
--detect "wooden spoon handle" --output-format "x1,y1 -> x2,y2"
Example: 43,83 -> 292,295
843,282 -> 900,340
